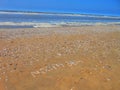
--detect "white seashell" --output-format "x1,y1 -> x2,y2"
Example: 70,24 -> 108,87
57,53 -> 62,56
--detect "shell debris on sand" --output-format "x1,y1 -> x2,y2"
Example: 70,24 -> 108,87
0,25 -> 120,90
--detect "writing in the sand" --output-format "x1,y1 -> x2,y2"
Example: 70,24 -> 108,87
31,60 -> 82,77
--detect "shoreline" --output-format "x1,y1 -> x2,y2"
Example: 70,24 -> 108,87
0,22 -> 120,29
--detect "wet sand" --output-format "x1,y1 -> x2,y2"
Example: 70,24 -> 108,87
0,25 -> 120,90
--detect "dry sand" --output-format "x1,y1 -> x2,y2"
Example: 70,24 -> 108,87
0,25 -> 120,90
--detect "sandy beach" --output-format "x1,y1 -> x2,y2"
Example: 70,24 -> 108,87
0,25 -> 120,90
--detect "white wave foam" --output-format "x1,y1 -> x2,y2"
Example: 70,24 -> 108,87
0,11 -> 40,15
0,22 -> 120,28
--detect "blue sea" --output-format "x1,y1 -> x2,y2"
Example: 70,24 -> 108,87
0,11 -> 120,28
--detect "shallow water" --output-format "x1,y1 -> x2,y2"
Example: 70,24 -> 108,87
0,11 -> 120,28
0,25 -> 33,29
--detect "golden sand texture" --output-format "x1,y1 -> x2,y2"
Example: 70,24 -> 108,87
0,25 -> 120,90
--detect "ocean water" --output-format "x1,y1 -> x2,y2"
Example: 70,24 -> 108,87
0,11 -> 120,28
